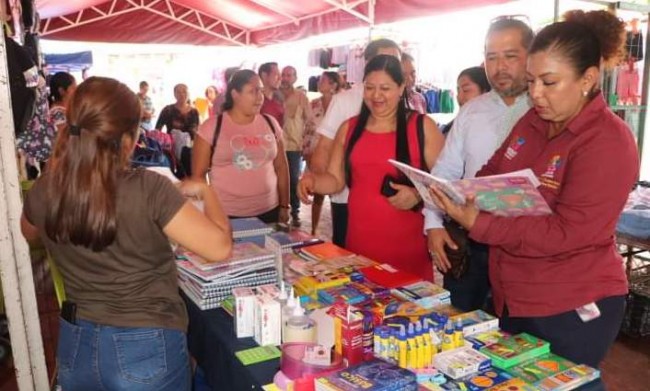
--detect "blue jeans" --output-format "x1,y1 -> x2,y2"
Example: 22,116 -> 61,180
57,318 -> 191,391
286,151 -> 302,217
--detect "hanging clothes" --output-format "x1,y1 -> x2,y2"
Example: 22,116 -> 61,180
346,46 -> 365,84
626,31 -> 644,62
423,88 -> 440,113
331,45 -> 349,65
439,89 -> 455,114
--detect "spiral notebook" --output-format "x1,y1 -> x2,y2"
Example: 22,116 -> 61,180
230,217 -> 274,238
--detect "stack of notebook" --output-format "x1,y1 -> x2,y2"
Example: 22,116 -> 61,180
265,230 -> 324,253
230,217 -> 274,239
176,242 -> 278,310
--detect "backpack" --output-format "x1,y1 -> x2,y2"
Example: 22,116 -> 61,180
15,83 -> 57,162
131,132 -> 172,168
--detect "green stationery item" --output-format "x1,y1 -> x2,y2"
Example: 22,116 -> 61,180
235,345 -> 282,366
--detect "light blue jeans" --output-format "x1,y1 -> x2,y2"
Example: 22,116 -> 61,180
57,318 -> 191,391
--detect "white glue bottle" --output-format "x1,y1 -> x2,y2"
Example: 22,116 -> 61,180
283,300 -> 316,343
277,281 -> 288,308
281,288 -> 297,342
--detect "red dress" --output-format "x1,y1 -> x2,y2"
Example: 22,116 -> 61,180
345,115 -> 433,281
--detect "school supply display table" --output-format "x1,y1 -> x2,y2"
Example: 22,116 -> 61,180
182,291 -> 278,390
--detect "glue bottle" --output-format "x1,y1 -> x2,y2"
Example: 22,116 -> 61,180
281,288 -> 296,342
283,300 -> 316,343
441,320 -> 455,352
397,326 -> 408,369
424,324 -> 436,367
454,317 -> 465,348
415,321 -> 426,369
277,282 -> 288,308
406,323 -> 418,369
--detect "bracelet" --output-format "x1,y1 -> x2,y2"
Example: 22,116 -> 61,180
279,205 -> 291,209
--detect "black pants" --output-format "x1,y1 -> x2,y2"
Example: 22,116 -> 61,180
443,240 -> 492,313
500,295 -> 626,368
286,151 -> 302,218
230,206 -> 279,225
331,202 -> 348,248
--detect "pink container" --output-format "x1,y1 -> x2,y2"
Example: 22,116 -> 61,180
280,343 -> 344,380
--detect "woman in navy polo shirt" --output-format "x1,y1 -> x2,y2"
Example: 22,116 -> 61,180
430,10 -> 637,368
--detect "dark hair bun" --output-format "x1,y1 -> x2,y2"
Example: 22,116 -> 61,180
563,10 -> 626,66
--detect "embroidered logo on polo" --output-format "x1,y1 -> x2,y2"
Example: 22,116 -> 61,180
505,136 -> 525,160
541,155 -> 562,178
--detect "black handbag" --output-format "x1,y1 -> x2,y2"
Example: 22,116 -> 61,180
442,219 -> 470,279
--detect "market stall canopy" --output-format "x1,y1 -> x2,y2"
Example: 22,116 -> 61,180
36,0 -> 510,46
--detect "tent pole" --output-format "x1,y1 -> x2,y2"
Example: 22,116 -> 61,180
0,3 -> 50,391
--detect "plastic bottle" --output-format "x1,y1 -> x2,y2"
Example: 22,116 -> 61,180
397,326 -> 408,369
441,320 -> 455,352
276,282 -> 288,308
454,317 -> 465,348
424,325 -> 435,367
415,321 -> 426,369
388,328 -> 398,364
283,300 -> 316,343
406,323 -> 418,370
281,289 -> 297,342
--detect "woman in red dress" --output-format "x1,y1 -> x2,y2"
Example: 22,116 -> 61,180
299,55 -> 445,280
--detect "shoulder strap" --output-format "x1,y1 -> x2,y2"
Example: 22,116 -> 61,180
416,113 -> 426,171
261,113 -> 278,139
209,114 -> 224,163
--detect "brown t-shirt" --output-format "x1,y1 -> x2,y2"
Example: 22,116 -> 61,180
24,170 -> 188,331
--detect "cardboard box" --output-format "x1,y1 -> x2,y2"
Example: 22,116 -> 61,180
328,302 -> 364,366
256,283 -> 281,299
254,294 -> 281,346
233,287 -> 256,338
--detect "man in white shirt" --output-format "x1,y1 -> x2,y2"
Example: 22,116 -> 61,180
424,18 -> 534,312
310,39 -> 401,247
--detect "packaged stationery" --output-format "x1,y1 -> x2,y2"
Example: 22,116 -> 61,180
479,333 -> 550,369
505,353 -> 576,385
316,358 -> 418,391
441,369 -> 514,391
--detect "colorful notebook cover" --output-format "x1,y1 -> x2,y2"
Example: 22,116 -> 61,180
265,230 -> 323,250
389,159 -> 551,217
535,364 -> 600,391
359,263 -> 421,289
505,353 -> 576,385
318,284 -> 370,305
316,358 -> 417,391
230,217 -> 274,238
485,378 -> 537,391
294,272 -> 350,297
298,242 -> 355,261
441,369 -> 514,391
479,333 -> 550,369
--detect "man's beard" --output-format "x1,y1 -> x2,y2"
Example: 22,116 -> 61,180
495,80 -> 527,98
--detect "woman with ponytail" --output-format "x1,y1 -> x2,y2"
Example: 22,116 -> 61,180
298,55 -> 445,280
21,77 -> 232,390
